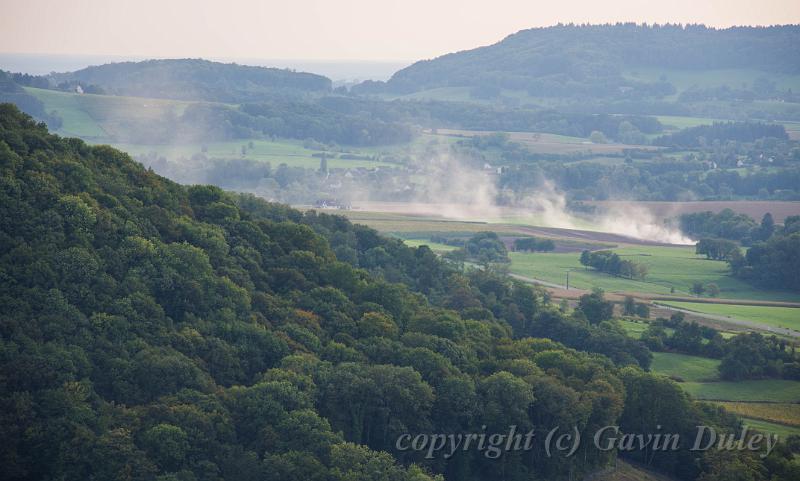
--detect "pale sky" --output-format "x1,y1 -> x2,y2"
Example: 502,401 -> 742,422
2,0 -> 800,62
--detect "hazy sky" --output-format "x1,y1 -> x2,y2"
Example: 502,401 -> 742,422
3,0 -> 800,61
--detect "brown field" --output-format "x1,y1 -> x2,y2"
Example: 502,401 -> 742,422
433,128 -> 660,155
339,212 -> 519,234
785,122 -> 800,141
587,200 -> 800,223
714,402 -> 800,427
340,206 -> 661,248
512,225 -> 679,247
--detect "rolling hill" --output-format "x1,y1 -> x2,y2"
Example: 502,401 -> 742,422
48,58 -> 332,102
356,24 -> 800,102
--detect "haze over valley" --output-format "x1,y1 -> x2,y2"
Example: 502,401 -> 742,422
2,3 -> 800,481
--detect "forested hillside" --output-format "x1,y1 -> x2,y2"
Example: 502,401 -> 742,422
47,58 -> 332,102
358,24 -> 800,99
1,104 -> 797,481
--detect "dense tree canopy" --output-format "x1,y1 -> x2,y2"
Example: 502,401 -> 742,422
1,104 -> 796,481
357,24 -> 800,97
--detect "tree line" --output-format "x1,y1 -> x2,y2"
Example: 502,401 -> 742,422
654,122 -> 789,148
512,236 -> 555,252
580,249 -> 649,280
682,210 -> 800,293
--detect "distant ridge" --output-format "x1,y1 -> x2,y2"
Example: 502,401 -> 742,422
48,58 -> 332,102
355,24 -> 800,96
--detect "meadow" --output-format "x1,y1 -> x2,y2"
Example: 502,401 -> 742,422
681,379 -> 800,403
357,213 -> 800,307
625,67 -> 800,94
626,67 -> 800,110
401,239 -> 458,253
115,139 -> 395,170
738,418 -> 800,439
26,87 -> 109,139
625,318 -> 800,437
26,87 -> 395,170
648,354 -> 800,437
649,352 -> 721,382
509,246 -> 800,303
617,319 -> 650,338
658,301 -> 800,333
435,128 -> 655,155
654,115 -> 719,130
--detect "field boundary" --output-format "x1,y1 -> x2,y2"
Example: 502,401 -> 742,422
647,297 -> 800,308
653,302 -> 800,338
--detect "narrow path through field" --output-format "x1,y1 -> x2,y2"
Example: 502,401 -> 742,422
510,273 -> 800,338
509,273 -> 571,290
653,303 -> 800,338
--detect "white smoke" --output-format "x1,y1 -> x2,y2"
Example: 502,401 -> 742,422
416,154 -> 501,219
516,179 -> 578,229
595,203 -> 694,245
515,181 -> 693,245
390,154 -> 694,245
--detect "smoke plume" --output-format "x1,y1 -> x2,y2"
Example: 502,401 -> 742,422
393,154 -> 694,245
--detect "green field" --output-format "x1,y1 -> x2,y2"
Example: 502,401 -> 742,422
434,128 -> 653,155
619,319 -> 735,340
656,114 -> 800,137
739,417 -> 800,439
682,379 -> 800,403
402,239 -> 458,253
650,352 -> 721,382
114,139 -> 394,170
659,301 -> 800,333
26,86 -> 202,141
655,115 -> 719,130
26,87 -> 109,139
627,67 -> 800,100
385,86 -> 475,103
632,327 -> 800,435
365,217 -> 799,305
618,319 -> 650,338
26,87 -> 395,170
508,246 -> 800,303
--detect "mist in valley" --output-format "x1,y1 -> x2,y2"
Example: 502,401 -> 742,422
128,125 -> 696,245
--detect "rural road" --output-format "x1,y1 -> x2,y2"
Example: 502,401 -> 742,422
509,274 -> 800,338
509,273 -> 569,290
652,303 -> 800,338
